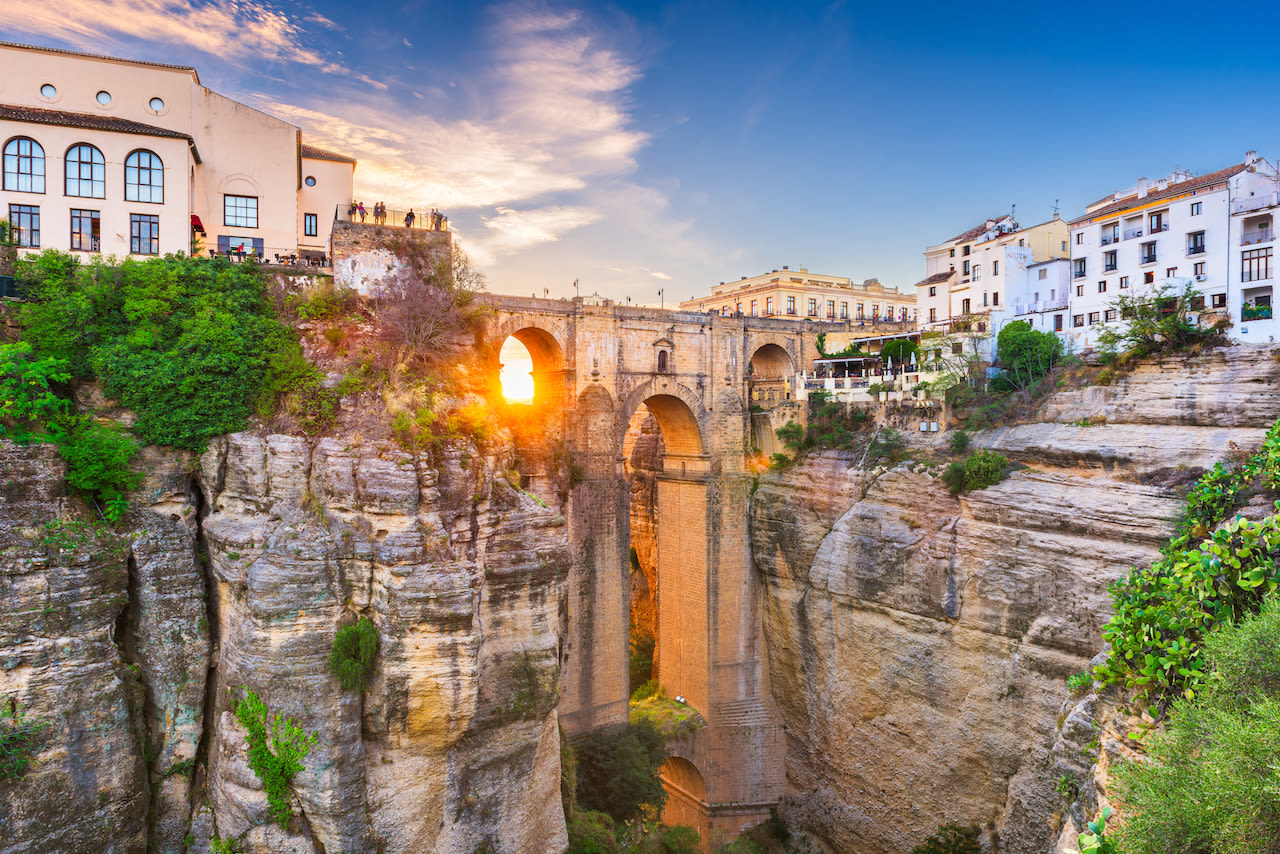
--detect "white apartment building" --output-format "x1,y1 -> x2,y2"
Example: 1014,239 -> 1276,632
991,253 -> 1071,342
0,42 -> 355,262
1067,152 -> 1279,350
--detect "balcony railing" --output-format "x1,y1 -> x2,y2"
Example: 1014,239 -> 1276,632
1014,296 -> 1069,315
1242,228 -> 1274,246
1073,268 -> 1087,279
1123,228 -> 1144,240
1234,193 -> 1280,214
1104,263 -> 1118,272
1150,223 -> 1170,233
1187,244 -> 1207,256
1140,253 -> 1158,264
334,203 -> 449,232
1243,304 -> 1273,321
1101,234 -> 1118,246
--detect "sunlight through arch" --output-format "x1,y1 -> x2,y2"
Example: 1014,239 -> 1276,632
499,336 -> 535,403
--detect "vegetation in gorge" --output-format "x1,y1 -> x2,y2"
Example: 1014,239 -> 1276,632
774,390 -> 870,457
574,719 -> 668,824
991,320 -> 1062,392
940,449 -> 1010,495
0,701 -> 47,778
630,628 -> 655,696
1107,603 -> 1280,853
328,617 -> 379,692
910,823 -> 982,854
1094,420 -> 1280,712
233,688 -> 318,828
1097,281 -> 1227,360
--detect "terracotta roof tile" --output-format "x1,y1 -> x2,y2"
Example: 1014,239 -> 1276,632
949,216 -> 1008,244
0,103 -> 191,140
913,271 -> 954,288
300,143 -> 356,164
1071,163 -> 1250,224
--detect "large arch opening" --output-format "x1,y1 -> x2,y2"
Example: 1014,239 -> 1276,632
747,343 -> 794,410
659,757 -> 709,833
492,325 -> 566,503
495,326 -> 564,406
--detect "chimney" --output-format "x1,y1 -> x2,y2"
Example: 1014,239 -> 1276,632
1137,177 -> 1148,199
782,265 -> 789,270
1246,150 -> 1259,166
741,276 -> 747,280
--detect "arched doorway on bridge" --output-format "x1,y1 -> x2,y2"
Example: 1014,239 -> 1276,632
748,343 -> 796,457
492,326 -> 565,502
659,757 -> 709,834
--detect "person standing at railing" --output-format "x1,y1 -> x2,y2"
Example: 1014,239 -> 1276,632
405,208 -> 416,229
358,202 -> 367,223
348,201 -> 357,220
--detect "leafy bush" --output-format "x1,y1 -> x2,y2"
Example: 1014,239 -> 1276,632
630,629 -> 655,694
575,719 -> 668,823
1077,807 -> 1118,854
16,252 -> 302,450
868,427 -> 906,463
911,823 -> 981,854
328,617 -> 379,692
949,430 -> 971,454
233,688 -> 318,827
880,339 -> 919,364
566,809 -> 620,854
775,421 -> 805,451
1111,604 -> 1280,853
940,450 -> 1009,495
993,320 -> 1062,391
0,701 -> 47,778
1096,281 -> 1225,358
1067,671 -> 1093,694
656,826 -> 701,854
54,416 -> 140,521
0,342 -> 69,442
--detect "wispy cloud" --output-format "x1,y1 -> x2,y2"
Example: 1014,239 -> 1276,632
650,271 -> 671,280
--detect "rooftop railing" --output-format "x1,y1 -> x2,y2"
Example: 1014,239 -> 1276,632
1234,194 -> 1280,215
334,203 -> 450,232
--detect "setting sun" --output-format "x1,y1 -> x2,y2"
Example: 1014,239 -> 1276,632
499,337 -> 535,402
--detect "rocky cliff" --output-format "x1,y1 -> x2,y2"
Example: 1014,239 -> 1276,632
0,427 -> 570,854
751,345 -> 1280,853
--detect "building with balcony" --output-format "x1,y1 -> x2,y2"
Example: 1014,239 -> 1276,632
0,41 -> 355,264
997,255 -> 1071,341
678,266 -> 916,323
1067,151 -> 1279,350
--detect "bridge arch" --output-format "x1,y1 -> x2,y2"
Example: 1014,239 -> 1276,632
748,342 -> 794,378
660,757 -> 709,832
489,320 -> 567,405
618,378 -> 708,460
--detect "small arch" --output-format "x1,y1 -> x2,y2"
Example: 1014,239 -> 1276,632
748,342 -> 794,378
657,350 -> 668,373
661,757 -> 708,804
3,136 -> 45,193
494,324 -> 564,404
641,394 -> 703,457
124,149 -> 163,203
65,143 -> 105,198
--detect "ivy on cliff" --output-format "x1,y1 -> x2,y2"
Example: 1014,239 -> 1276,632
233,688 -> 317,828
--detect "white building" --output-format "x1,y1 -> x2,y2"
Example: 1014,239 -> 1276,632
0,41 -> 355,263
992,254 -> 1071,343
1067,152 -> 1279,350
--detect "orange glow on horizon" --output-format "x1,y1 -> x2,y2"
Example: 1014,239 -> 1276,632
499,337 -> 535,403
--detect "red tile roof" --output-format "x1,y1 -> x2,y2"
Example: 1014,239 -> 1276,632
949,216 -> 1009,244
0,103 -> 192,140
300,143 -> 356,164
1071,163 -> 1249,224
913,271 -> 954,288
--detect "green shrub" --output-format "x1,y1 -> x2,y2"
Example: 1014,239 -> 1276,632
1111,604 -> 1280,853
54,416 -> 140,521
940,449 -> 1009,495
775,421 -> 804,451
1077,807 -> 1118,854
630,630 -> 655,694
328,617 -> 379,692
0,701 -> 47,778
1067,671 -> 1093,695
232,688 -> 317,827
949,430 -> 971,454
911,823 -> 981,854
993,320 -> 1062,391
0,342 -> 69,442
657,825 -> 702,854
575,719 -> 667,823
566,809 -> 620,854
868,427 -> 906,463
630,679 -> 660,703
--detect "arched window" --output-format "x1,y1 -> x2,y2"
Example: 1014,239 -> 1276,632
65,143 -> 105,198
124,149 -> 163,203
3,137 -> 45,193
657,350 -> 669,373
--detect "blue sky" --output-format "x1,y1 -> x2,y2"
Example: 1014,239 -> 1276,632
6,0 -> 1277,305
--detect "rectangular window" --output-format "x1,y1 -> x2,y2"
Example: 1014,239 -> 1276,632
1076,284 -> 1084,296
1141,241 -> 1157,264
961,298 -> 971,314
840,301 -> 848,318
750,300 -> 757,316
1038,268 -> 1047,280
1088,311 -> 1101,325
1054,314 -> 1064,332
1104,250 -> 1117,271
963,260 -> 970,275
1073,314 -> 1084,328
1144,271 -> 1155,284
963,245 -> 970,256
1242,248 -> 1273,282
224,194 -> 259,228
1098,281 -> 1107,293
1188,231 -> 1205,255
1190,295 -> 1205,311
856,303 -> 864,318
304,212 -> 318,237
871,304 -> 880,318
130,214 -> 159,255
993,260 -> 999,276
1194,262 -> 1205,277
949,248 -> 955,257
1120,276 -> 1130,288
1105,309 -> 1118,322
807,298 -> 817,316
929,286 -> 937,297
785,295 -> 795,315
826,299 -> 834,317
765,297 -> 774,315
972,264 -> 982,281
1150,211 -> 1166,232
1061,240 -> 1068,251
69,209 -> 100,252
929,307 -> 937,322
992,292 -> 999,306
1101,223 -> 1119,245
1076,232 -> 1084,245
1073,259 -> 1086,278
8,204 -> 38,247
1166,267 -> 1178,279
1212,293 -> 1227,308
1191,201 -> 1202,216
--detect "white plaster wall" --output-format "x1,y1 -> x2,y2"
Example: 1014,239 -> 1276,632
333,248 -> 402,294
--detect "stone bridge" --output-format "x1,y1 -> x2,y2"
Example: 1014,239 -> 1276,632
477,293 -> 901,839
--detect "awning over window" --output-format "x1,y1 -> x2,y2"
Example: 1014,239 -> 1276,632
190,214 -> 205,234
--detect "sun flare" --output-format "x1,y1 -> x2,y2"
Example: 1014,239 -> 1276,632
499,338 -> 535,403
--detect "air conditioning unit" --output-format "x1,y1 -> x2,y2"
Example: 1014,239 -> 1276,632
1195,274 -> 1207,282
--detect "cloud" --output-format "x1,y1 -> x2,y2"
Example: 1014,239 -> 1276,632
305,12 -> 344,30
470,205 -> 602,264
403,37 -> 412,47
649,271 -> 671,280
4,0 -> 359,78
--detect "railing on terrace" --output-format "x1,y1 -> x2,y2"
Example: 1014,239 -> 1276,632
198,246 -> 329,267
1187,244 -> 1207,255
334,204 -> 450,232
1242,228 -> 1274,246
1101,235 -> 1117,246
1234,194 -> 1280,215
1140,252 -> 1158,264
1123,228 -> 1144,240
1013,296 -> 1069,315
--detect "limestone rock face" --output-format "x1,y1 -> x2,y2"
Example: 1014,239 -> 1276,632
0,432 -> 571,854
752,347 -> 1280,854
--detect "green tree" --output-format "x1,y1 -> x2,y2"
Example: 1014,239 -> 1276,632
575,719 -> 668,823
1096,281 -> 1223,358
880,338 -> 919,365
911,823 -> 981,854
994,320 -> 1062,391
